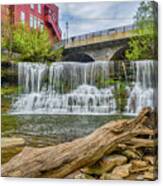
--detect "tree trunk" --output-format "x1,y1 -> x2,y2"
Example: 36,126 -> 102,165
2,107 -> 156,178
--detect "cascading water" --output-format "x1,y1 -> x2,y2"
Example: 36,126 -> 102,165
11,60 -> 157,115
126,60 -> 157,114
11,61 -> 116,115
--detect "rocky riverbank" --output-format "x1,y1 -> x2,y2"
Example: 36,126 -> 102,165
66,152 -> 157,180
2,108 -> 157,180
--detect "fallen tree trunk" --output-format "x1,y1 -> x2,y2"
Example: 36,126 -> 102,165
2,107 -> 157,178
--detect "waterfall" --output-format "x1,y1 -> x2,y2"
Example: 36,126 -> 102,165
11,61 -> 116,115
126,60 -> 157,114
11,60 -> 157,115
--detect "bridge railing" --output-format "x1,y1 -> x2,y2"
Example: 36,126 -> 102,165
63,24 -> 137,45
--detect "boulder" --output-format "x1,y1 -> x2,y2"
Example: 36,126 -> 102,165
143,156 -> 156,165
122,149 -> 140,159
111,163 -> 132,178
130,160 -> 149,173
65,170 -> 81,179
81,154 -> 127,175
100,173 -> 122,180
124,173 -> 144,180
136,174 -> 144,180
148,166 -> 155,173
130,166 -> 149,173
74,173 -> 95,179
131,160 -> 148,168
143,171 -> 157,180
99,154 -> 128,170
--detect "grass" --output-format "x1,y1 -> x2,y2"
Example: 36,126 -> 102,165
1,97 -> 12,113
1,115 -> 18,135
1,146 -> 24,164
1,86 -> 19,113
1,86 -> 18,96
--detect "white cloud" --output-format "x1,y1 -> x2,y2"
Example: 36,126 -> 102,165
56,1 -> 140,38
64,2 -> 113,19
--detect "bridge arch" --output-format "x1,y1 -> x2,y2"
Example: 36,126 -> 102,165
62,52 -> 95,63
110,45 -> 128,60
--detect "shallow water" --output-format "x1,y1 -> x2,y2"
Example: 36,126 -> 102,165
2,114 -> 134,146
1,114 -> 134,164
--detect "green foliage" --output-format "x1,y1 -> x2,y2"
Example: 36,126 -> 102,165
1,67 -> 17,79
13,25 -> 51,62
113,80 -> 127,113
1,97 -> 12,113
125,1 -> 158,60
104,79 -> 127,112
105,79 -> 116,86
47,47 -> 64,62
1,115 -> 18,134
2,23 -> 64,62
1,86 -> 23,113
1,22 -> 14,61
1,53 -> 10,62
1,86 -> 18,96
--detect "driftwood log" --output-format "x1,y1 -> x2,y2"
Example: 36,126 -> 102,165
2,107 -> 157,178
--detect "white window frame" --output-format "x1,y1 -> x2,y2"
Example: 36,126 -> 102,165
30,14 -> 34,28
37,18 -> 40,28
40,21 -> 44,31
20,11 -> 25,24
34,16 -> 37,29
38,4 -> 41,14
30,4 -> 34,10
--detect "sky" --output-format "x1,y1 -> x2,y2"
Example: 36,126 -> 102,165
56,1 -> 141,39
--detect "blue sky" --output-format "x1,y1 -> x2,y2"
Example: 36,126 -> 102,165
56,1 -> 141,38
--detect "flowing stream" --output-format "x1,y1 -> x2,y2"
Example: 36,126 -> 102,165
10,60 -> 157,115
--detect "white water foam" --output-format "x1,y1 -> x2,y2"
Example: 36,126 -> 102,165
126,60 -> 157,113
11,60 -> 157,115
11,61 -> 116,114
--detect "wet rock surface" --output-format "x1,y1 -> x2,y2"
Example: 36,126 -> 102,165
1,137 -> 25,148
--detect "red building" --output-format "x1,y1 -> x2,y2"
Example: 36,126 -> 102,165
1,4 -> 62,44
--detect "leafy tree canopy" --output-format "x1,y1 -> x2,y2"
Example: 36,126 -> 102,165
125,1 -> 158,60
2,23 -> 63,62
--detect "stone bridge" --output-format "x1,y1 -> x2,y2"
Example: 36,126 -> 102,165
61,24 -> 137,62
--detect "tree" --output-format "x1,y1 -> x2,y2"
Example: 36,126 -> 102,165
125,1 -> 158,60
12,24 -> 63,62
2,23 -> 63,62
1,6 -> 15,61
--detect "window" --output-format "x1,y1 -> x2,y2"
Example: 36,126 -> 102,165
34,16 -> 37,29
20,11 -> 25,24
40,21 -> 44,31
30,4 -> 34,10
30,15 -> 34,28
37,19 -> 41,28
38,4 -> 41,14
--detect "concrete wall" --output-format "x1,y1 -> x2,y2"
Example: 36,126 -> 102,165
84,46 -> 123,61
62,24 -> 138,61
64,39 -> 127,61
